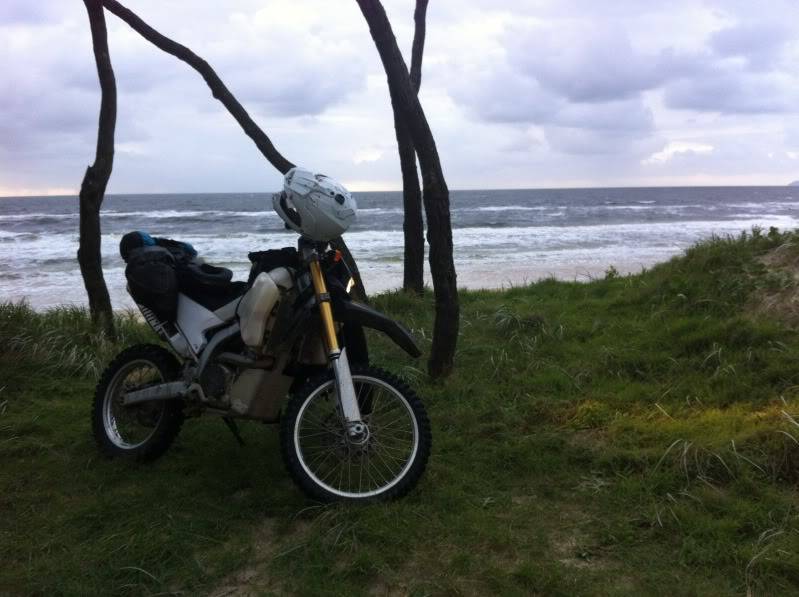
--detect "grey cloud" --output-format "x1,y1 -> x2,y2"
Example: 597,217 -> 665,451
710,22 -> 795,70
543,126 -> 658,157
0,86 -> 97,152
458,66 -> 560,124
640,130 -> 799,181
458,0 -> 692,21
231,62 -> 366,118
455,7 -> 798,138
1,12 -> 176,153
82,54 -> 180,96
512,26 -> 662,103
499,130 -> 544,154
553,99 -> 653,133
543,98 -> 657,156
1,23 -> 106,158
664,72 -> 798,114
451,22 -> 658,156
456,60 -> 656,155
1,0 -> 368,167
785,126 -> 799,150
0,1 -> 66,25
187,19 -> 369,118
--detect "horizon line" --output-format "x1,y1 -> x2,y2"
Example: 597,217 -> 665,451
1,182 -> 797,199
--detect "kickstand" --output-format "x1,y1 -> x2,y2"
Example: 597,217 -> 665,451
222,417 -> 246,447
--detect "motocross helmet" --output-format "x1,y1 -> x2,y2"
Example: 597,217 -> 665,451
273,167 -> 357,242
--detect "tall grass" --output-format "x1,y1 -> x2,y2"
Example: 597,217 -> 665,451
0,302 -> 152,378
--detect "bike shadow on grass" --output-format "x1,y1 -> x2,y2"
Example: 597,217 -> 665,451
87,417 -> 302,513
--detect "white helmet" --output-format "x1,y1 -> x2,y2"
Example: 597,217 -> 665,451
273,167 -> 357,241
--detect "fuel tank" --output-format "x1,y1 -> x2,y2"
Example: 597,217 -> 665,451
237,267 -> 293,348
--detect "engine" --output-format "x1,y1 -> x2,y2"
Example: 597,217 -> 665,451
199,362 -> 234,403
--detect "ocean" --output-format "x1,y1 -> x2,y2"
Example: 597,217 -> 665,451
1,187 -> 797,310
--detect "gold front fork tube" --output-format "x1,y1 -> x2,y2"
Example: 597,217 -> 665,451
309,259 -> 340,355
309,255 -> 363,432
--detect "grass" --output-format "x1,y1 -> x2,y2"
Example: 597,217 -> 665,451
4,228 -> 799,595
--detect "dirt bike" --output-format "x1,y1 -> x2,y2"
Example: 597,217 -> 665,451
92,231 -> 431,502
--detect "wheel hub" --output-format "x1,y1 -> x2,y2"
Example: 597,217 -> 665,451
347,421 -> 370,445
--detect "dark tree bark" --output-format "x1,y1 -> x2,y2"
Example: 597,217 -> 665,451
79,0 -> 116,338
395,0 -> 428,295
356,0 -> 459,378
99,0 -> 366,295
409,1 -> 427,90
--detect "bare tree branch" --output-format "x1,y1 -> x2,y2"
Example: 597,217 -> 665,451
78,0 -> 116,337
101,0 -> 295,175
409,0 -> 428,91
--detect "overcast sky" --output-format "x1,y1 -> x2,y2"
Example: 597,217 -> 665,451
2,0 -> 798,196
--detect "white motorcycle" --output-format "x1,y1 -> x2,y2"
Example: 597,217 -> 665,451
91,168 -> 431,502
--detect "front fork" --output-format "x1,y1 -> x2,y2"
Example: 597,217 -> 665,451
308,257 -> 366,441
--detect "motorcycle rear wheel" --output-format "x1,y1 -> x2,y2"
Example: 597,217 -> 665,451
91,344 -> 184,462
280,365 -> 431,502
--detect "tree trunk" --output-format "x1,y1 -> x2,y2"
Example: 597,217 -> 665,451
79,0 -> 116,338
397,0 -> 427,295
356,0 -> 459,378
100,0 -> 367,296
396,118 -> 424,294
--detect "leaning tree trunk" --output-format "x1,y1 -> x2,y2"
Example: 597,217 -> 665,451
101,0 -> 292,174
395,0 -> 428,295
356,0 -> 459,378
100,0 -> 365,296
79,0 -> 116,338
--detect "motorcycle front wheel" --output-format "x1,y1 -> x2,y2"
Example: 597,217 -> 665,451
280,365 -> 431,502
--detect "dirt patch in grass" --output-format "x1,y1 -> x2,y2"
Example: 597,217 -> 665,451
206,518 -> 307,597
368,579 -> 414,597
548,504 -> 611,571
751,243 -> 799,326
567,428 -> 609,453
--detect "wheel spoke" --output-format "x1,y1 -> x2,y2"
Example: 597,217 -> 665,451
371,439 -> 412,458
306,445 -> 339,471
371,447 -> 400,484
372,429 -> 415,445
367,449 -> 392,487
338,455 -> 347,490
299,430 -> 336,441
358,450 -> 365,493
373,418 -> 405,434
